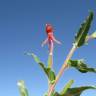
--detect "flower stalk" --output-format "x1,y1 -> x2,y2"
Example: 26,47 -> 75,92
48,44 -> 77,96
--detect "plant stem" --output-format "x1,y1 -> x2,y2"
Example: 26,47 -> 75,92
48,54 -> 53,68
47,54 -> 53,93
56,45 -> 77,83
48,45 -> 77,96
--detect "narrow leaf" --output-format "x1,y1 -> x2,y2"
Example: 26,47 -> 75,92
85,31 -> 96,42
17,80 -> 29,96
63,86 -> 96,96
45,86 -> 96,96
48,69 -> 56,84
68,59 -> 96,73
91,31 -> 96,39
26,53 -> 56,82
60,80 -> 74,95
74,11 -> 93,47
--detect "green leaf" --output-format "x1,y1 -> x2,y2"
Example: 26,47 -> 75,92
53,92 -> 61,96
17,80 -> 29,96
26,53 -> 56,82
74,11 -> 93,47
90,31 -> 96,39
48,69 -> 56,84
85,31 -> 96,42
63,86 -> 96,96
68,59 -> 96,73
60,80 -> 74,95
44,86 -> 96,96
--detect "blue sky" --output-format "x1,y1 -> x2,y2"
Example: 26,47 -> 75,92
0,0 -> 96,96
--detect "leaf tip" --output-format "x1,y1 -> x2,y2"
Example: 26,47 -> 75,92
17,80 -> 25,87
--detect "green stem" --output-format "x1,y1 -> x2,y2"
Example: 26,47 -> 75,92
47,54 -> 53,94
48,54 -> 53,68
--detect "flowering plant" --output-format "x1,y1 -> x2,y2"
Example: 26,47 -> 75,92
17,11 -> 96,96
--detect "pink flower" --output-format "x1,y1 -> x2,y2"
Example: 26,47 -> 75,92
42,24 -> 61,55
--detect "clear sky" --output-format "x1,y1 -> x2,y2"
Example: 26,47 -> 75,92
0,0 -> 96,96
